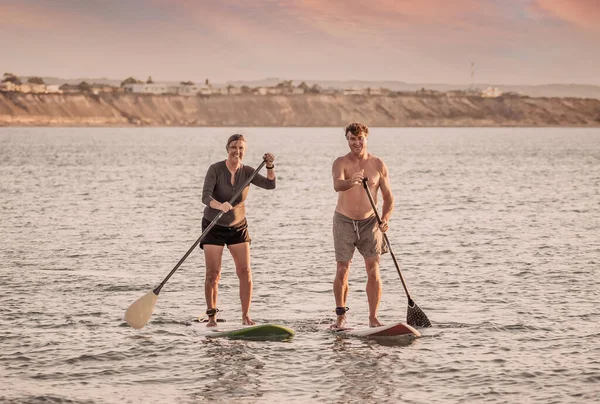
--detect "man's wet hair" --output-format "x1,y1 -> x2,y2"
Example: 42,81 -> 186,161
345,122 -> 369,138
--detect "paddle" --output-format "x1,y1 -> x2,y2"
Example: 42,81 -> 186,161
124,159 -> 268,329
362,178 -> 432,327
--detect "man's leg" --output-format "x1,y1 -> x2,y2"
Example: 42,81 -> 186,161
334,261 -> 351,328
229,242 -> 255,325
203,244 -> 224,327
364,255 -> 383,327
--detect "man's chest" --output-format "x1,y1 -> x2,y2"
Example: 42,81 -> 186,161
343,164 -> 380,185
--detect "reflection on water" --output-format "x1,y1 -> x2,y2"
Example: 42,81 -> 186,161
0,127 -> 599,403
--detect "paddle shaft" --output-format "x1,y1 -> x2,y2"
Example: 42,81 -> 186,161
153,159 -> 267,295
361,178 -> 416,307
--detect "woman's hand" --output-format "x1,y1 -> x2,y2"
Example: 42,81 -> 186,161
263,153 -> 275,164
219,201 -> 233,213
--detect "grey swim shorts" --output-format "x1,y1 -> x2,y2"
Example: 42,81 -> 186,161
332,211 -> 388,262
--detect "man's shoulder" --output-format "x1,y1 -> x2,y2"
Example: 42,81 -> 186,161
366,153 -> 384,164
333,154 -> 352,165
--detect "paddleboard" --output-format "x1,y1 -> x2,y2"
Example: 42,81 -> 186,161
330,322 -> 420,338
197,323 -> 295,341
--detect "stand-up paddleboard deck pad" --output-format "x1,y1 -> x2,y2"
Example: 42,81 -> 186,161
331,322 -> 420,339
194,322 -> 295,341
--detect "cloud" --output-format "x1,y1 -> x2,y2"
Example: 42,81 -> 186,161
531,0 -> 600,32
1,0 -> 598,84
0,3 -> 74,30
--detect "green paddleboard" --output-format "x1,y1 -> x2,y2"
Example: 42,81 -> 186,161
203,323 -> 295,340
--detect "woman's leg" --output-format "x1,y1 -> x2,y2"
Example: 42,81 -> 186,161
203,244 -> 224,327
228,242 -> 254,325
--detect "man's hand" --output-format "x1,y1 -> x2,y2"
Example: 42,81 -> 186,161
350,169 -> 364,186
379,220 -> 389,233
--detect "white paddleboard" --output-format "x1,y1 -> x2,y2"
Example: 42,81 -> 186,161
331,322 -> 420,338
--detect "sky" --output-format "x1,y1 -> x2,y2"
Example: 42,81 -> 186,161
1,0 -> 599,85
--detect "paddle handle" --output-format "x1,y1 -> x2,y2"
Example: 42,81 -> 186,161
362,178 -> 415,305
153,159 -> 268,294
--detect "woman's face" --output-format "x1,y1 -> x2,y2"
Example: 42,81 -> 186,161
227,140 -> 246,163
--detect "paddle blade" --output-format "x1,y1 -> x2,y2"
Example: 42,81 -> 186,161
125,290 -> 158,329
407,302 -> 432,328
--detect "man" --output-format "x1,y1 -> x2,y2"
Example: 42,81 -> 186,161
331,122 -> 394,328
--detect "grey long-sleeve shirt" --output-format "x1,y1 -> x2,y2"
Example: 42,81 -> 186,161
202,161 -> 276,226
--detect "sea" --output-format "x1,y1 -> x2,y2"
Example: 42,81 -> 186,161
0,127 -> 598,404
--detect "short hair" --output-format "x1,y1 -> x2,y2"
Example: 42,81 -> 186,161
345,122 -> 369,138
226,133 -> 246,148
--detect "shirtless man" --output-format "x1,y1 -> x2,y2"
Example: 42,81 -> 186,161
332,122 -> 394,328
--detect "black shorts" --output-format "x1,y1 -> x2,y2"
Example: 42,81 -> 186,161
199,218 -> 251,249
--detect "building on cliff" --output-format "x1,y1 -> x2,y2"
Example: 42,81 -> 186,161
482,87 -> 503,98
123,83 -> 169,94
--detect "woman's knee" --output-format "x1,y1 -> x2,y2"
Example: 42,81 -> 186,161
205,269 -> 221,286
236,266 -> 252,279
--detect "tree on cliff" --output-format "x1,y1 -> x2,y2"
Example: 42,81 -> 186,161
240,85 -> 252,94
180,81 -> 195,86
121,77 -> 142,87
298,82 -> 310,91
308,84 -> 321,94
27,77 -> 45,85
146,76 -> 154,84
2,73 -> 22,85
276,80 -> 293,89
78,81 -> 92,92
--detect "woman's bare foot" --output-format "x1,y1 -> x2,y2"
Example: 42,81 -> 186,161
369,317 -> 383,327
206,317 -> 218,327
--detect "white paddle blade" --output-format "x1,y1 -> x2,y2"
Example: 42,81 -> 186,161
125,290 -> 158,329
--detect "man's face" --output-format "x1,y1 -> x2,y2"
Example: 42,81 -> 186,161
227,140 -> 246,162
347,132 -> 367,154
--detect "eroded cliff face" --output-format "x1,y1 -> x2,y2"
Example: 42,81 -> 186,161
1,92 -> 599,127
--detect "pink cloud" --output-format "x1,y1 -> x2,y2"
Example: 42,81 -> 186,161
146,0 -> 492,44
532,0 -> 600,32
0,4 -> 70,30
0,3 -> 123,33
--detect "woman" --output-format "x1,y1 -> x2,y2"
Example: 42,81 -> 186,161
201,133 -> 276,327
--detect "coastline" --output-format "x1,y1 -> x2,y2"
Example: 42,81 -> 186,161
1,92 -> 599,127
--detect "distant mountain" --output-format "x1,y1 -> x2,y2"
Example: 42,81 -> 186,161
35,76 -> 600,99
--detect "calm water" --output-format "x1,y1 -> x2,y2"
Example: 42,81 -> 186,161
0,127 -> 599,404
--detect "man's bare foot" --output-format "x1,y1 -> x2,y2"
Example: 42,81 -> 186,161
206,317 -> 218,327
369,317 -> 383,327
242,316 -> 255,326
334,314 -> 346,329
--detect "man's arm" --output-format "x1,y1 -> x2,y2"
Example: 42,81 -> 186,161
379,161 -> 394,230
333,157 -> 363,192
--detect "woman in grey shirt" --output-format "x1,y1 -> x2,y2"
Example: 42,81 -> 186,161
201,134 -> 276,327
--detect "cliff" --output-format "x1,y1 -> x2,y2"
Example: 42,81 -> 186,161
1,92 -> 599,127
